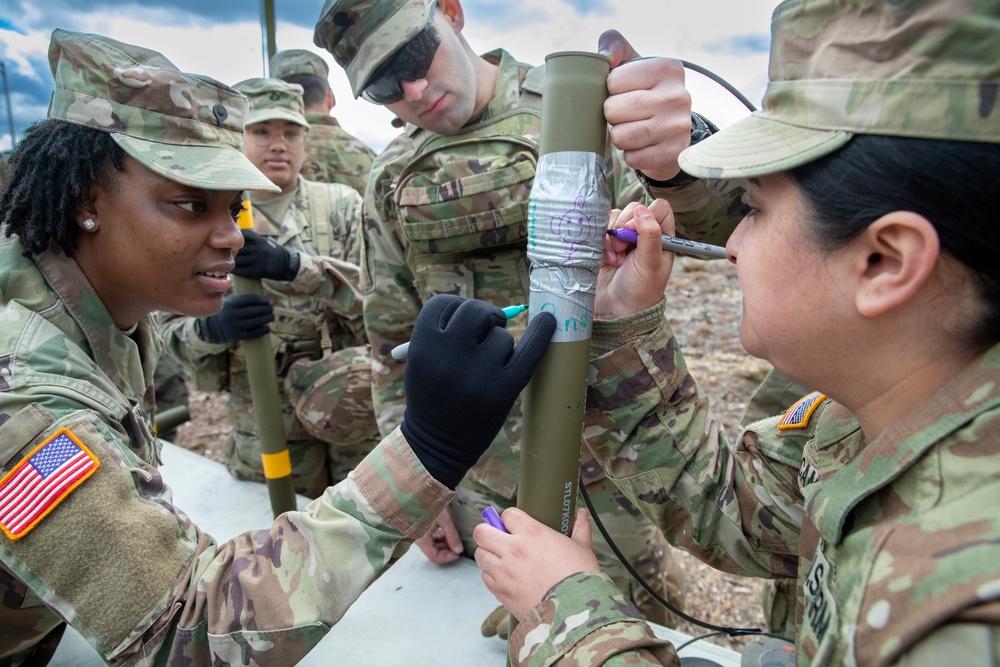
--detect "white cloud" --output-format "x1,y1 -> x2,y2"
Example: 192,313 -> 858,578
0,0 -> 781,152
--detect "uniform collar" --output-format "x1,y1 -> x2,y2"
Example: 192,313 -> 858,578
806,343 -> 1000,545
30,243 -> 157,402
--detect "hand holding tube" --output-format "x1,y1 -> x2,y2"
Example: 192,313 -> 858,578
401,295 -> 556,489
233,229 -> 300,281
197,294 -> 275,343
599,30 -> 692,181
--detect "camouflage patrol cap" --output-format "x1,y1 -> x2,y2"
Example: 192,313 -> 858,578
313,0 -> 433,97
679,0 -> 1000,180
270,49 -> 330,80
233,78 -> 311,128
46,28 -> 279,192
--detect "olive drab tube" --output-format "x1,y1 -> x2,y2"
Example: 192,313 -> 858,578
232,200 -> 297,517
153,405 -> 190,437
513,51 -> 612,644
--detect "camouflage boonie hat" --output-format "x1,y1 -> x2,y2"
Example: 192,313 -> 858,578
233,78 -> 310,129
679,0 -> 1000,180
47,28 -> 278,192
270,49 -> 330,80
313,0 -> 433,97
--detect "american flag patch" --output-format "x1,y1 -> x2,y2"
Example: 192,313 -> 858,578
778,391 -> 827,431
0,429 -> 100,540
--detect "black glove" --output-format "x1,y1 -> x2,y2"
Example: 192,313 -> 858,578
233,229 -> 300,281
401,295 -> 556,489
197,294 -> 275,344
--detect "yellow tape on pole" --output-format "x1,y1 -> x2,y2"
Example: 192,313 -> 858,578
261,450 -> 293,479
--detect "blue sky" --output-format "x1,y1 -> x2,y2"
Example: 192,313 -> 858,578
0,0 -> 780,153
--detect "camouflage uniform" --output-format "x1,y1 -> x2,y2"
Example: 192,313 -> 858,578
0,29 -> 453,666
508,0 -> 1000,664
512,302 -> 1000,666
354,43 -> 748,626
162,175 -> 379,498
0,232 -> 454,666
300,113 -> 376,196
269,49 -> 376,196
742,366 -> 811,641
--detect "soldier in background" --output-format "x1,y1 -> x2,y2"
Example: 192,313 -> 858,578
314,0 -> 748,634
163,79 -> 379,498
270,49 -> 375,197
0,28 -> 555,665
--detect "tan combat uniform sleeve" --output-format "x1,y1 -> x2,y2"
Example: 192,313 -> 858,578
1,403 -> 451,665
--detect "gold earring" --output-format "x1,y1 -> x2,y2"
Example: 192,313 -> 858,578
83,219 -> 96,230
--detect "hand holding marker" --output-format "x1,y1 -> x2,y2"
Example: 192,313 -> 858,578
481,506 -> 510,533
606,227 -> 727,260
391,304 -> 529,360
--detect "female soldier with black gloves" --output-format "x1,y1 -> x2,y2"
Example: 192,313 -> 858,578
0,29 -> 553,665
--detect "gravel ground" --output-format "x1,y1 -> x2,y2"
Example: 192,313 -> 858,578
171,254 -> 774,654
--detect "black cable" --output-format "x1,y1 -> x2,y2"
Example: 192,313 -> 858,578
579,479 -> 764,638
680,60 -> 758,113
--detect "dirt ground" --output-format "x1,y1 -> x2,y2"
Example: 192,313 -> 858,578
171,255 -> 776,654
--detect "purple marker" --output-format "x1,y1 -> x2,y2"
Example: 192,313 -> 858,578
606,227 -> 727,260
481,506 -> 510,533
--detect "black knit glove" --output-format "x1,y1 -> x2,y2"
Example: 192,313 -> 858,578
401,295 -> 556,489
233,229 -> 300,281
197,294 -> 275,344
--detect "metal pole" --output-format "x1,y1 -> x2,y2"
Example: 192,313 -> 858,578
1,62 -> 16,148
153,405 -> 190,436
232,199 -> 298,517
513,51 -> 612,645
260,0 -> 277,72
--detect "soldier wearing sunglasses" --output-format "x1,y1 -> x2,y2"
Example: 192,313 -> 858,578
314,0 -> 748,638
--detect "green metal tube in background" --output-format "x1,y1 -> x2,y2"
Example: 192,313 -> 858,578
233,200 -> 297,517
153,405 -> 190,437
513,51 -> 612,646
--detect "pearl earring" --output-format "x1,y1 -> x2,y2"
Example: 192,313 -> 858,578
83,219 -> 96,230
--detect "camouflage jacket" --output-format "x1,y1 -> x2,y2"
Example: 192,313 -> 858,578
0,232 -> 453,666
300,113 -> 376,197
511,300 -> 1000,666
361,49 -> 745,499
163,176 -> 366,444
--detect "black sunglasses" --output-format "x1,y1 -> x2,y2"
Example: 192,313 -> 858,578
362,7 -> 441,105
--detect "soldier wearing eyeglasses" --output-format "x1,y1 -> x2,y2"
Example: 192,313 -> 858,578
269,49 -> 376,197
163,78 -> 380,499
313,0 -> 749,636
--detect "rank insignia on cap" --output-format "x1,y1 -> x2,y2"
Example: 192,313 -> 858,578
0,429 -> 100,540
778,391 -> 827,431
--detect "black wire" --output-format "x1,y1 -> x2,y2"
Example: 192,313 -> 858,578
578,480 -> 764,638
680,60 -> 758,113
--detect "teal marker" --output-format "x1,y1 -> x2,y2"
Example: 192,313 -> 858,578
390,304 -> 528,360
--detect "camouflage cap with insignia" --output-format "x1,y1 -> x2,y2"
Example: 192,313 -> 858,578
46,28 -> 278,192
313,0 -> 433,97
233,78 -> 311,129
270,49 -> 330,80
679,0 -> 1000,180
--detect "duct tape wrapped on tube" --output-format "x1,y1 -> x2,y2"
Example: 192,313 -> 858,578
527,151 -> 611,342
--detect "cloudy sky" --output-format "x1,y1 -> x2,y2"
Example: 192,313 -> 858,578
0,0 -> 782,153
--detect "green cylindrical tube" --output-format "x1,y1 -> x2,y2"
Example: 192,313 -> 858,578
233,201 -> 297,517
514,51 -> 611,647
537,51 -> 610,156
153,405 -> 190,437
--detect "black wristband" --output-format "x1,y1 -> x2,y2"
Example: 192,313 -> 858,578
635,113 -> 715,188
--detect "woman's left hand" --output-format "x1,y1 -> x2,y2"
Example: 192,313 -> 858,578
473,508 -> 599,621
